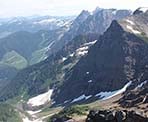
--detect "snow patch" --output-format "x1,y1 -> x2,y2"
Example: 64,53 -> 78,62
71,94 -> 92,103
126,25 -> 141,34
47,41 -> 54,50
77,46 -> 89,51
27,110 -> 42,115
33,18 -> 72,28
64,100 -> 69,104
88,80 -> 93,83
85,95 -> 92,100
23,117 -> 42,122
86,72 -> 90,74
33,19 -> 57,25
69,53 -> 74,57
95,81 -> 132,100
51,101 -> 56,105
23,117 -> 32,122
135,80 -> 147,89
72,95 -> 85,103
76,46 -> 89,56
126,19 -> 135,25
83,40 -> 97,46
76,40 -> 97,56
27,89 -> 53,107
77,50 -> 88,56
62,57 -> 67,61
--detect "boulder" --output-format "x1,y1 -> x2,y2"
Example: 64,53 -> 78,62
86,110 -> 148,122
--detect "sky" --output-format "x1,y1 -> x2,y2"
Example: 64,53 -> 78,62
0,0 -> 148,18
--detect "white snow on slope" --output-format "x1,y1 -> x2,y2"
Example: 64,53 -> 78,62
64,40 -> 98,58
86,72 -> 90,74
135,80 -> 147,89
62,57 -> 67,61
71,94 -> 92,103
23,114 -> 53,122
47,41 -> 55,50
72,95 -> 85,103
83,40 -> 97,46
69,53 -> 74,57
126,19 -> 135,25
76,40 -> 97,56
33,18 -> 57,25
126,25 -> 141,34
77,46 -> 89,51
27,110 -> 42,115
23,117 -> 42,122
27,89 -> 53,107
76,46 -> 89,56
88,80 -> 93,83
33,18 -> 72,27
71,81 -> 132,103
64,100 -> 69,104
23,117 -> 33,122
85,95 -> 92,100
95,81 -> 132,100
77,50 -> 88,56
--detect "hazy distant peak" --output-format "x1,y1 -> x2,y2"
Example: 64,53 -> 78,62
93,7 -> 103,14
79,10 -> 90,16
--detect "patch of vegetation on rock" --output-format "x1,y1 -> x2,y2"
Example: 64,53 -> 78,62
48,105 -> 89,122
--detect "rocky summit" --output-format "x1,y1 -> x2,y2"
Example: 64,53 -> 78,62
86,109 -> 148,122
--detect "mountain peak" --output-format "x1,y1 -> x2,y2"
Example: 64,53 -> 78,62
80,10 -> 90,16
75,10 -> 90,21
133,7 -> 148,15
93,7 -> 103,14
71,10 -> 90,26
106,20 -> 124,34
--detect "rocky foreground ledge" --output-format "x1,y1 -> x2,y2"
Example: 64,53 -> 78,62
49,109 -> 148,122
86,109 -> 148,122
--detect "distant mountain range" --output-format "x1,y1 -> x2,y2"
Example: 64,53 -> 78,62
0,16 -> 74,38
0,16 -> 73,95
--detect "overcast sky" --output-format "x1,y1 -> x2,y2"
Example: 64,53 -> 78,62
0,0 -> 148,17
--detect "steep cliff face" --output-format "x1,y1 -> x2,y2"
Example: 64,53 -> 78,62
53,10 -> 148,105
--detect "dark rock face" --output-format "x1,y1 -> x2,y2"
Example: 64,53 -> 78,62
53,19 -> 148,104
86,110 -> 148,122
50,116 -> 72,122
